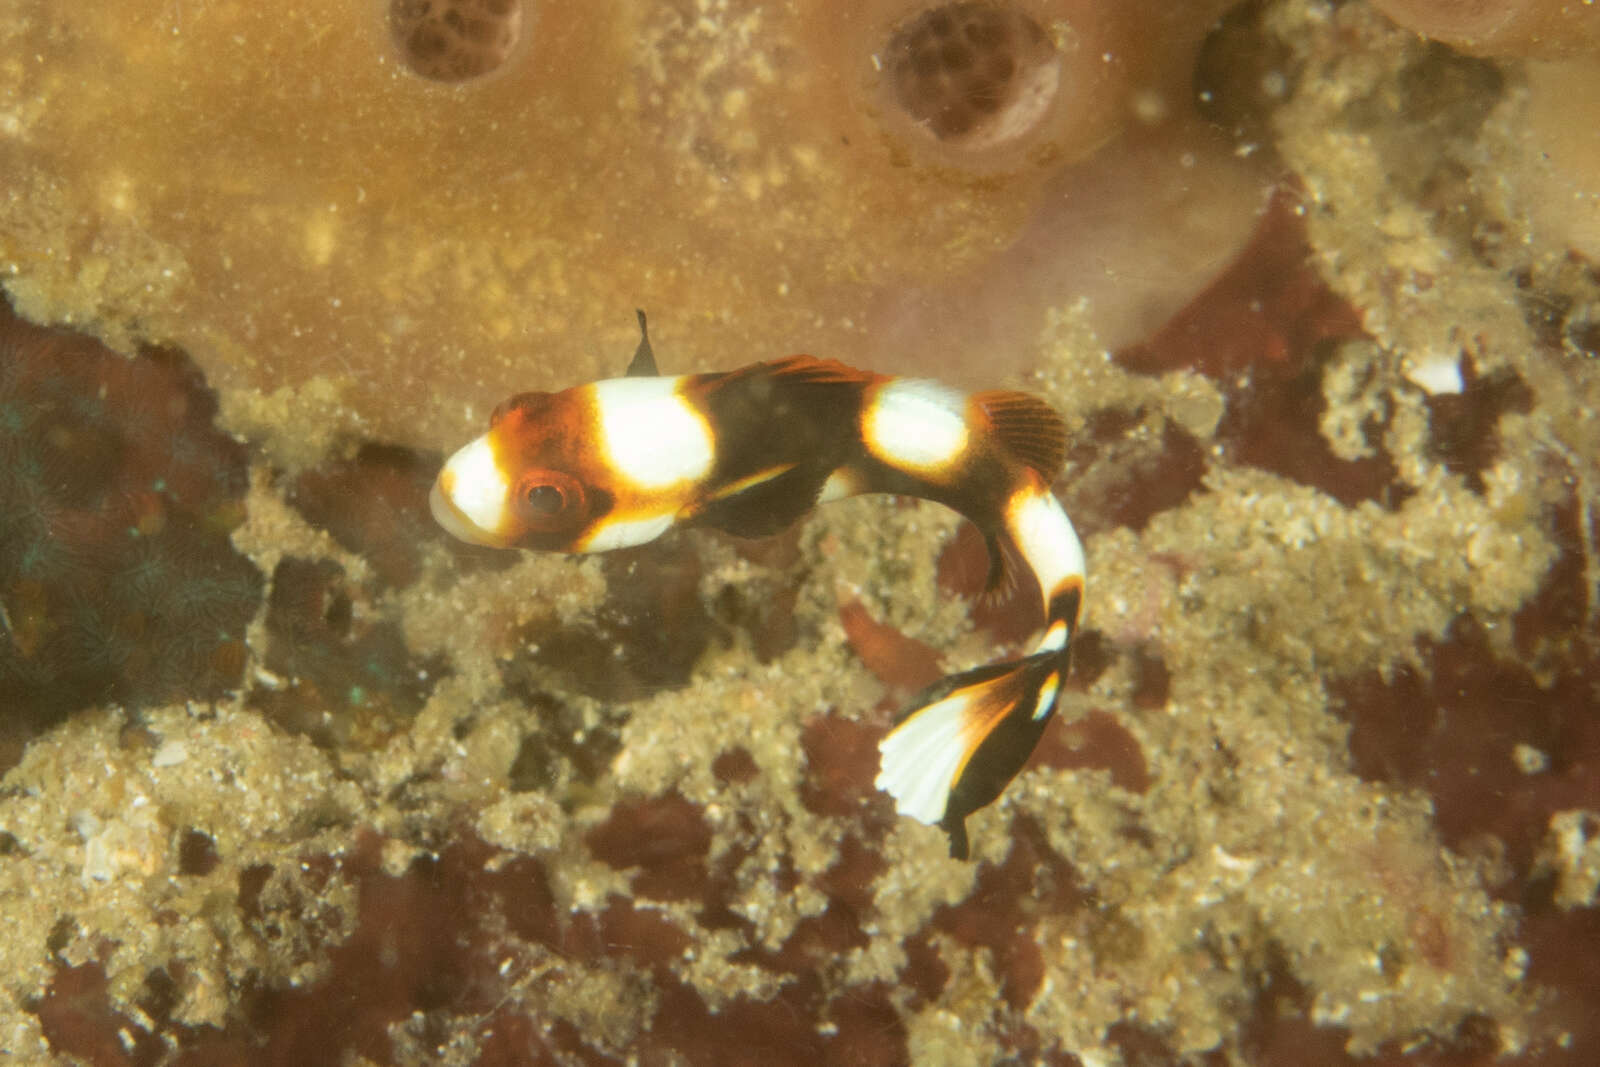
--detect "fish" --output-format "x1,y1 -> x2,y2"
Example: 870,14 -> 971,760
430,312 -> 1086,859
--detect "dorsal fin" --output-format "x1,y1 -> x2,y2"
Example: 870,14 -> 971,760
972,390 -> 1066,478
704,354 -> 879,392
625,308 -> 659,377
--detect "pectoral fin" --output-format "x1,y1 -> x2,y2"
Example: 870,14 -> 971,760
680,461 -> 830,538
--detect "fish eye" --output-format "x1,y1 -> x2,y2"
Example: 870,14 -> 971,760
511,470 -> 585,531
523,482 -> 566,515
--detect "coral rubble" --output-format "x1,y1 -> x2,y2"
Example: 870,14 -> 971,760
0,299 -> 260,766
1367,0 -> 1600,260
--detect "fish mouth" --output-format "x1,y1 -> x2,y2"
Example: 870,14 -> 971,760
429,478 -> 505,547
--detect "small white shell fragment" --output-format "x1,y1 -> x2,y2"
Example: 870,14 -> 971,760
151,739 -> 189,768
1402,350 -> 1464,395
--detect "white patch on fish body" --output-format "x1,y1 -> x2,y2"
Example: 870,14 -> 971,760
433,434 -> 509,544
1007,485 -> 1084,598
578,511 -> 677,552
1031,671 -> 1060,721
862,379 -> 971,475
592,377 -> 715,491
1039,619 -> 1069,654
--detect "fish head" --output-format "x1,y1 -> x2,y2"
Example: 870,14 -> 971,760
431,390 -> 604,551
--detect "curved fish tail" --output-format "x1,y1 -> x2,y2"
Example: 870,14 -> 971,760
875,477 -> 1084,858
875,650 -> 1066,859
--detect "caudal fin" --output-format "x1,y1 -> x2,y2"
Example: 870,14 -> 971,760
875,651 -> 1064,859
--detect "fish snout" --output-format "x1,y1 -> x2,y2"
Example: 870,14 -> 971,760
430,476 -> 484,545
430,436 -> 513,546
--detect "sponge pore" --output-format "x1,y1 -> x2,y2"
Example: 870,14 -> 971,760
389,0 -> 523,82
884,3 -> 1060,147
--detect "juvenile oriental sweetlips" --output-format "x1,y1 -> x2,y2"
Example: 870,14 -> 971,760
431,313 -> 1086,857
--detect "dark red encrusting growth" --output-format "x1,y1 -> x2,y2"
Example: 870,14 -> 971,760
1422,358 -> 1533,494
1062,410 -> 1211,539
587,831 -> 913,1064
1320,379 -> 1598,1063
33,961 -> 168,1067
29,823 -> 921,1064
732,834 -> 883,975
638,832 -> 908,1064
837,598 -> 943,695
1093,420 -> 1208,534
290,443 -> 512,587
1240,959 -> 1522,1067
1331,616 -> 1599,875
937,521 -> 1042,647
37,838 -> 470,1062
1125,644 -> 1172,709
642,973 -> 905,1067
710,526 -> 808,664
1512,491 -> 1592,662
1521,903 -> 1600,1067
250,556 -> 446,748
1108,1022 -> 1189,1067
1330,599 -> 1600,1064
1114,189 -> 1405,510
585,792 -> 714,902
554,786 -> 915,1061
1217,343 -> 1408,509
476,1013 -> 566,1067
177,828 -> 221,877
233,841 -> 493,1067
0,298 -> 261,766
900,930 -> 951,1007
930,815 -> 1087,1016
32,832 -> 691,1065
799,713 -> 895,823
1030,710 -> 1151,795
1237,963 -> 1355,1067
712,745 -> 759,784
516,538 -> 714,702
501,688 -> 626,796
1116,189 -> 1367,380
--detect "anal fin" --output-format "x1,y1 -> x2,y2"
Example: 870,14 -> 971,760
982,530 -> 1036,604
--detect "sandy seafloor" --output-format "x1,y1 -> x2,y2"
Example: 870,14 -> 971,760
1,1 -> 1598,1064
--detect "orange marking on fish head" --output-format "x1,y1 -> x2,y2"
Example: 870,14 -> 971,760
434,387 -> 614,551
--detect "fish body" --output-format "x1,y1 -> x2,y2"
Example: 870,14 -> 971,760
431,315 -> 1085,858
